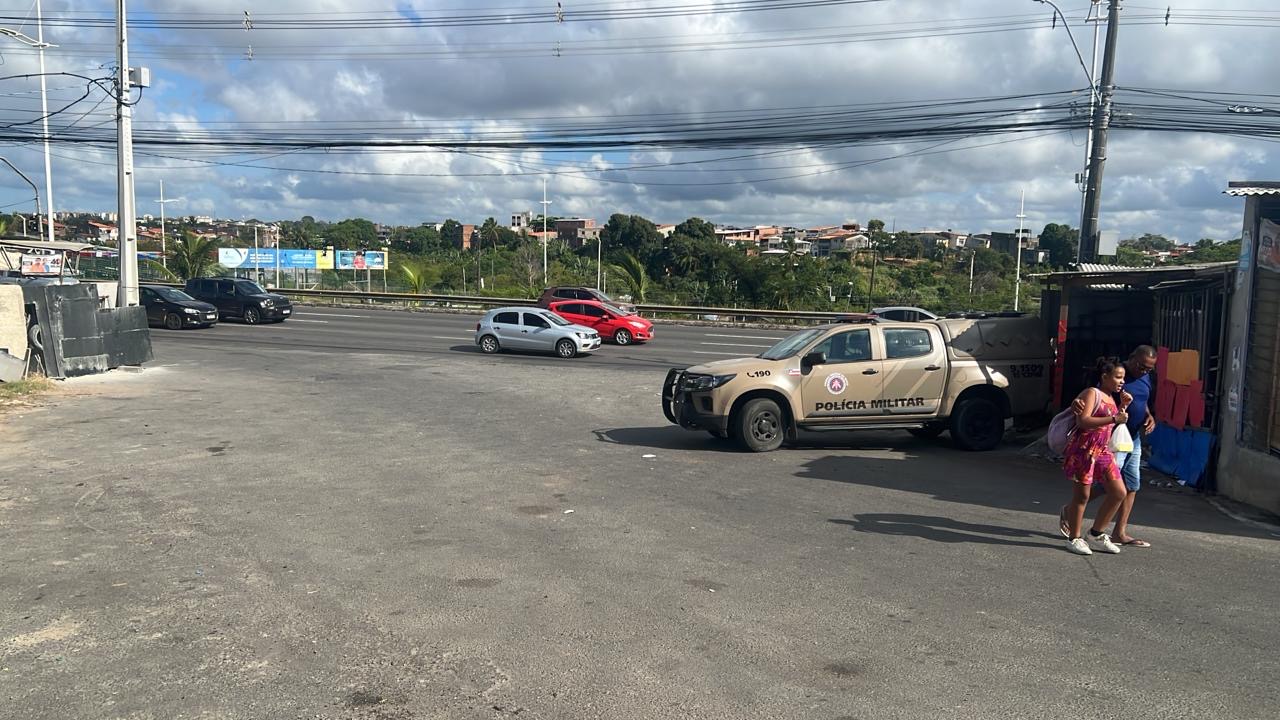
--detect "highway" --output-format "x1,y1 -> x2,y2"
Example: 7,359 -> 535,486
148,303 -> 798,371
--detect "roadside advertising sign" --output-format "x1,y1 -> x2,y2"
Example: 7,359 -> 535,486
336,250 -> 387,270
218,248 -> 323,269
20,253 -> 63,276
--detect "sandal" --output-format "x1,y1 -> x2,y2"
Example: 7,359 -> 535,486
1117,537 -> 1151,548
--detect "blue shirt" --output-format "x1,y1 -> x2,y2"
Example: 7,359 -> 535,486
1123,372 -> 1153,436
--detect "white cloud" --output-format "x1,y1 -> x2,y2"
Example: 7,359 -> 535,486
0,0 -> 1272,244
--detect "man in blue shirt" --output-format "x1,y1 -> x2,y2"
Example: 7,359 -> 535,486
1109,346 -> 1158,547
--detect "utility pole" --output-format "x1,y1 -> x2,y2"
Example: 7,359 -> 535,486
1014,189 -> 1026,312
540,178 -> 551,286
1077,0 -> 1104,264
596,235 -> 602,290
115,0 -> 139,306
968,250 -> 975,298
36,0 -> 54,243
1079,0 -> 1121,263
253,223 -> 259,282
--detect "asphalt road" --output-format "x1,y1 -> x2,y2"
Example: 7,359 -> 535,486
2,309 -> 1278,720
156,303 -> 797,371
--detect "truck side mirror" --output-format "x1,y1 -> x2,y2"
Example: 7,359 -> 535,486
801,351 -> 826,373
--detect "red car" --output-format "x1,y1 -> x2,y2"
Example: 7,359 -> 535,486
548,300 -> 654,345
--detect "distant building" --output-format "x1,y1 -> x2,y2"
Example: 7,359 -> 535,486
655,224 -> 677,238
510,211 -> 535,232
555,218 -> 596,249
459,224 -> 477,250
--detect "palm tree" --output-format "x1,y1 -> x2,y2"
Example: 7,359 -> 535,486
399,262 -> 439,294
149,231 -> 220,281
610,252 -> 650,303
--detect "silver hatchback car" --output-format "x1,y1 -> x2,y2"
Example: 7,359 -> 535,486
475,306 -> 602,358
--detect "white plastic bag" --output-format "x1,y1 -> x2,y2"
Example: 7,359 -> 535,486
1109,422 -> 1134,454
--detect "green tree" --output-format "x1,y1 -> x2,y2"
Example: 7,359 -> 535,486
153,231 -> 221,281
1120,233 -> 1175,253
1038,223 -> 1079,268
673,217 -> 717,243
399,262 -> 441,293
439,219 -> 463,250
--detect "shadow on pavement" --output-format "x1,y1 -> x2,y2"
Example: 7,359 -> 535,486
592,426 -> 740,453
829,514 -> 1062,549
799,453 -> 1280,541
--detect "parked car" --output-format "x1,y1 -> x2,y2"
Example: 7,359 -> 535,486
536,286 -> 637,314
183,277 -> 292,324
871,306 -> 938,322
548,299 -> 653,345
140,284 -> 218,329
474,306 -> 601,358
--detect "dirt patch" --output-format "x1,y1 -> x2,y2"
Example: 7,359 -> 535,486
4,618 -> 83,650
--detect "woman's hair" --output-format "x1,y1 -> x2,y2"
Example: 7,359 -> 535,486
1092,355 -> 1124,381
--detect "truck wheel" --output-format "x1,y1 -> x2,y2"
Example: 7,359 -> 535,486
908,422 -> 946,440
950,397 -> 1004,451
732,398 -> 785,452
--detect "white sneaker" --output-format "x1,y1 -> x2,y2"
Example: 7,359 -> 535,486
1087,532 -> 1121,554
1066,537 -> 1093,555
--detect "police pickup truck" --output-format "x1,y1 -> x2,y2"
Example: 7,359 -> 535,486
662,315 -> 1053,452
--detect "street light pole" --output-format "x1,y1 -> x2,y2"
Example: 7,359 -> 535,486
1015,189 -> 1026,312
540,178 -> 551,286
0,156 -> 42,235
36,0 -> 54,243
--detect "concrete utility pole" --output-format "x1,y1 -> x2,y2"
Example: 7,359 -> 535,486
1079,0 -> 1121,263
36,0 -> 54,243
540,178 -> 551,286
1077,0 -> 1104,263
155,179 -> 182,269
596,234 -> 602,291
115,0 -> 139,306
1014,189 -> 1026,312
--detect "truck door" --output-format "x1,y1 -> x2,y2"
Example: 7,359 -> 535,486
878,326 -> 947,415
800,328 -> 883,420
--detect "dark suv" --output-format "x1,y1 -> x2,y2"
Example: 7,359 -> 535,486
183,277 -> 293,324
536,286 -> 636,314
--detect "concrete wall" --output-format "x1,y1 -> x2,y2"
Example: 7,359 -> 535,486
1216,194 -> 1280,516
0,284 -> 27,361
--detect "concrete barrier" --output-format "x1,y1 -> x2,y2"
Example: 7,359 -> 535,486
22,285 -> 153,378
0,285 -> 27,363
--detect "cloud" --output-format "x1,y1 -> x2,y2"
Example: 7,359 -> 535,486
0,0 -> 1273,245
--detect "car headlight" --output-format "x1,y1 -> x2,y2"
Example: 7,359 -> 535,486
182,307 -> 198,315
628,321 -> 646,329
681,373 -> 736,391
260,299 -> 274,307
575,331 -> 589,339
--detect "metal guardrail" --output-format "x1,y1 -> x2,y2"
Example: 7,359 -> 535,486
260,286 -> 852,323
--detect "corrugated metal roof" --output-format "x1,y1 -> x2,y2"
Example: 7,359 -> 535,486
1225,181 -> 1280,196
1032,261 -> 1236,289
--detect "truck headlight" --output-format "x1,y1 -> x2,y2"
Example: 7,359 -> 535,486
260,299 -> 274,307
681,373 -> 736,391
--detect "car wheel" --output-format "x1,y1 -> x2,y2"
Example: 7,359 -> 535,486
479,335 -> 500,354
732,397 -> 785,452
949,397 -> 1004,451
164,313 -> 183,331
908,422 -> 946,439
555,339 -> 577,358
243,306 -> 261,325
614,328 -> 632,345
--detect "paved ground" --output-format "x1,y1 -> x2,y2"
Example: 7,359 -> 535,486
1,314 -> 1278,720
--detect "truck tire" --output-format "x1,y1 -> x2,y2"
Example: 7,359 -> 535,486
732,397 -> 785,453
908,422 -> 946,439
950,397 -> 1004,451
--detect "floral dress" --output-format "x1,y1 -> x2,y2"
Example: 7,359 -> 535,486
1063,388 -> 1120,486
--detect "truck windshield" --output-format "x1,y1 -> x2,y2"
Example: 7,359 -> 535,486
758,328 -> 826,360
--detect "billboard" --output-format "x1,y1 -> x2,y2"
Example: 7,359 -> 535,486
336,250 -> 387,270
216,248 -> 387,271
20,253 -> 63,276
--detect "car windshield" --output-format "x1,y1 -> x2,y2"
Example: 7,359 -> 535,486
156,287 -> 195,302
602,302 -> 632,316
235,280 -> 267,295
758,328 -> 827,360
542,312 -> 570,326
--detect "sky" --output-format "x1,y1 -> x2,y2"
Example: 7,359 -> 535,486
0,0 -> 1276,243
